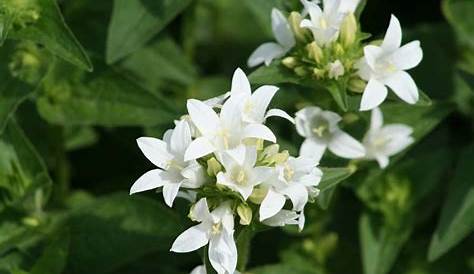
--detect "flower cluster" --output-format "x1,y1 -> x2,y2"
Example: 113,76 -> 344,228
248,0 -> 423,111
131,69 -> 322,274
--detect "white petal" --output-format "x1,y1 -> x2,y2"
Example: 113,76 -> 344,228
363,45 -> 383,70
191,198 -> 211,222
209,233 -> 237,274
338,0 -> 360,13
130,169 -> 166,195
381,15 -> 402,52
370,107 -> 384,132
252,166 -> 273,184
163,182 -> 182,207
184,137 -> 215,161
170,223 -> 210,253
280,184 -> 308,211
298,210 -> 306,231
300,18 -> 315,29
181,162 -> 206,188
243,124 -> 276,143
265,108 -> 295,124
136,137 -> 173,169
384,71 -> 419,104
247,85 -> 279,123
272,8 -> 296,48
170,120 -> 192,156
262,210 -> 299,227
391,40 -> 423,70
220,95 -> 244,131
295,106 -> 322,137
204,92 -> 231,108
190,265 -> 207,274
247,42 -> 286,67
187,99 -> 220,135
225,145 -> 247,166
375,154 -> 390,169
260,189 -> 286,221
299,138 -> 327,163
231,68 -> 251,97
360,78 -> 388,111
306,2 -> 323,24
328,130 -> 366,159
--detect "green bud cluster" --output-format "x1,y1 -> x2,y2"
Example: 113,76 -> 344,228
8,42 -> 47,84
0,0 -> 41,30
283,11 -> 367,91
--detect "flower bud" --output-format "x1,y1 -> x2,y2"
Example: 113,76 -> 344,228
333,43 -> 345,57
306,42 -> 323,63
327,60 -> 345,80
282,57 -> 299,69
340,13 -> 357,48
312,68 -> 325,79
348,78 -> 367,93
207,157 -> 222,177
294,66 -> 309,77
288,11 -> 309,43
249,187 -> 268,204
237,204 -> 253,225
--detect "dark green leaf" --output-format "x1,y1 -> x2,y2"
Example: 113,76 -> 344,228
442,0 -> 474,48
36,59 -> 177,127
65,192 -> 184,274
30,229 -> 70,274
8,0 -> 92,71
106,0 -> 192,63
428,145 -> 474,261
316,167 -> 353,209
250,263 -> 320,274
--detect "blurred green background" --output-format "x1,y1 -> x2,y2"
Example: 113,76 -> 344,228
0,0 -> 473,273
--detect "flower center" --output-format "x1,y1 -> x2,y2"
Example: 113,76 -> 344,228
166,159 -> 184,170
244,100 -> 254,114
217,128 -> 231,149
232,168 -> 248,186
211,222 -> 222,235
319,17 -> 328,29
283,163 -> 294,182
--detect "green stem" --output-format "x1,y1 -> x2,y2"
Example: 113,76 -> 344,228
236,227 -> 255,272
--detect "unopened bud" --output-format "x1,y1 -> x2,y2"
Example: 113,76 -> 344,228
249,187 -> 268,204
333,43 -> 345,57
207,157 -> 222,177
270,150 -> 290,165
312,68 -> 325,79
340,13 -> 357,48
282,57 -> 299,69
348,78 -> 367,93
294,66 -> 308,77
237,204 -> 253,225
306,41 -> 323,63
288,12 -> 310,43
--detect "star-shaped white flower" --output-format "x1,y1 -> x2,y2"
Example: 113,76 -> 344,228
217,145 -> 273,200
248,9 -> 296,67
184,95 -> 276,161
296,106 -> 366,161
356,15 -> 423,111
362,107 -> 414,168
259,155 -> 322,221
300,0 -> 345,46
130,120 -> 206,207
171,198 -> 237,274
230,68 -> 295,124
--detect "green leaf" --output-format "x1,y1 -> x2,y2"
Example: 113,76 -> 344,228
8,0 -> 92,71
64,192 -> 184,274
250,263 -> 320,274
317,167 -> 353,209
0,72 -> 32,135
359,213 -> 413,274
30,229 -> 70,274
106,0 -> 192,63
36,59 -> 177,127
428,145 -> 474,261
0,120 -> 52,212
443,0 -> 474,48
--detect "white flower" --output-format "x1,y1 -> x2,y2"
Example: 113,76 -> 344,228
259,155 -> 322,221
248,9 -> 295,67
296,106 -> 366,161
338,0 -> 361,13
171,198 -> 237,274
230,68 -> 295,124
184,95 -> 276,161
327,59 -> 345,79
300,0 -> 345,46
356,15 -> 423,111
130,120 -> 205,207
362,108 -> 414,168
262,209 -> 300,227
217,145 -> 273,200
190,265 -> 207,274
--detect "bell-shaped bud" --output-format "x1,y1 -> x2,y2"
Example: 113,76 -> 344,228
306,42 -> 323,63
207,157 -> 222,177
348,78 -> 367,93
237,204 -> 253,225
340,13 -> 358,48
282,57 -> 299,69
288,11 -> 310,43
